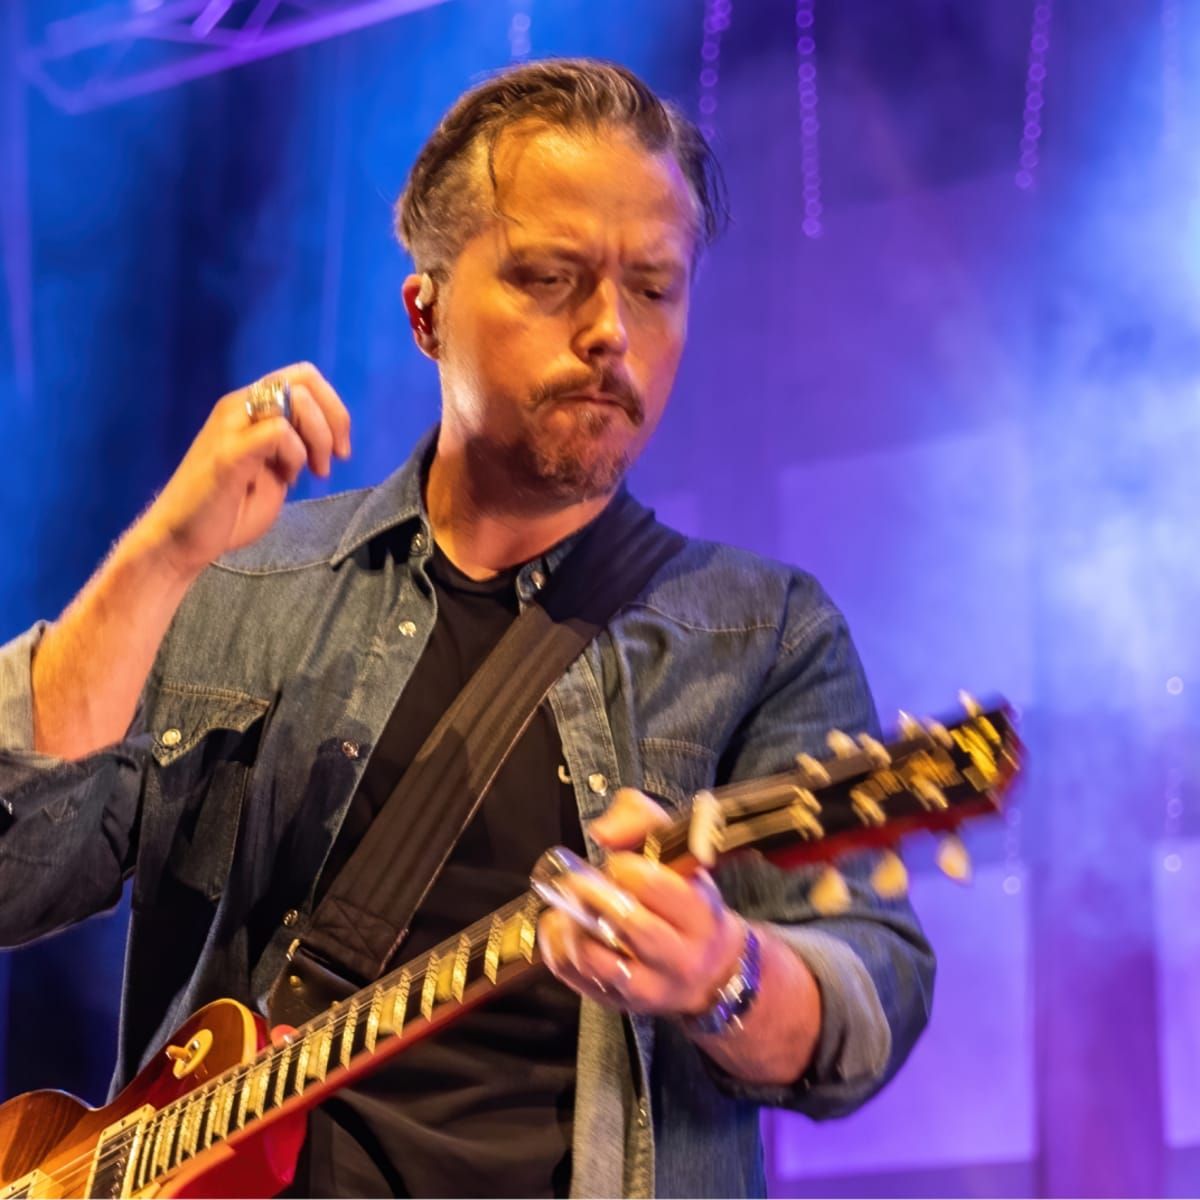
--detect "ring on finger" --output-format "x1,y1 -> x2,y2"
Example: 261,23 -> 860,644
245,377 -> 293,425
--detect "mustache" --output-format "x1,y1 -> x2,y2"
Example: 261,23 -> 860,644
530,369 -> 645,426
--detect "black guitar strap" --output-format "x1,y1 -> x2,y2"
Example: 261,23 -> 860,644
267,491 -> 685,1025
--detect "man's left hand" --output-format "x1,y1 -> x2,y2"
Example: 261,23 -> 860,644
538,787 -> 746,1016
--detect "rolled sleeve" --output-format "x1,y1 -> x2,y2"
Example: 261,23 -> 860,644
0,622 -> 146,945
0,621 -> 48,754
702,579 -> 936,1118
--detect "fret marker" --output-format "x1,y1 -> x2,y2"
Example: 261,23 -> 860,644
485,915 -> 504,983
389,972 -> 412,1035
421,954 -> 440,1020
365,987 -> 383,1053
451,936 -> 471,1002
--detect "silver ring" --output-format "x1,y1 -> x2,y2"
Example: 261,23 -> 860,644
245,377 -> 292,425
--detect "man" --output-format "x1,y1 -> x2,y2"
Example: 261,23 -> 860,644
0,59 -> 933,1197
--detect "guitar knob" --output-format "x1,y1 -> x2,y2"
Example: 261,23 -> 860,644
809,866 -> 852,915
935,834 -> 972,883
870,850 -> 909,898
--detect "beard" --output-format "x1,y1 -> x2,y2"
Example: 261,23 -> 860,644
503,368 -> 646,503
509,402 -> 634,501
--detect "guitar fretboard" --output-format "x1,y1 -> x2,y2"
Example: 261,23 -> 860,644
116,890 -> 545,1191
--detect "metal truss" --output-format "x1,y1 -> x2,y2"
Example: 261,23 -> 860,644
21,0 -> 450,114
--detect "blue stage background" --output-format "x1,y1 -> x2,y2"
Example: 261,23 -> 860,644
1,1 -> 1198,1195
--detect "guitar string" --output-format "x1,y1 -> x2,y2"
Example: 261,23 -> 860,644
37,727 -> 993,1192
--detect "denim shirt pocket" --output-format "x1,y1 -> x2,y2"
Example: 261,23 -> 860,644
637,737 -> 718,816
133,684 -> 271,910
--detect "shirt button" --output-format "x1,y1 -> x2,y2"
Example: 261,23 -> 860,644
160,728 -> 182,748
341,739 -> 360,760
282,908 -> 300,928
587,772 -> 608,795
410,531 -> 429,555
530,568 -> 547,590
398,619 -> 417,638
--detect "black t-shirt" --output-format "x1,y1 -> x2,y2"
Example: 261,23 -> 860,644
290,541 -> 587,1198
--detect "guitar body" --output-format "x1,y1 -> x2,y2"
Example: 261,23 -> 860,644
0,1000 -> 306,1198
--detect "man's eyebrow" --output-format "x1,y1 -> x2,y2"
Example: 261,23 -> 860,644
626,257 -> 687,274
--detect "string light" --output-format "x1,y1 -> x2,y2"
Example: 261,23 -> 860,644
795,0 -> 822,238
1163,763 -> 1185,872
1001,806 -> 1023,895
1015,1 -> 1052,190
1162,0 -> 1182,154
508,0 -> 532,62
697,0 -> 732,143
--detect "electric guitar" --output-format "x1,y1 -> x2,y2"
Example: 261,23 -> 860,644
0,699 -> 1021,1199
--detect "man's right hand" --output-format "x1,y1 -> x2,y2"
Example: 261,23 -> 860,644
137,362 -> 352,581
30,363 -> 351,759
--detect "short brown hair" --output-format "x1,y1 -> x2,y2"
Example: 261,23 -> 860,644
395,58 -> 729,273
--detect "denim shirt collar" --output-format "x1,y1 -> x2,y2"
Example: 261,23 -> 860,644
329,425 -> 626,599
330,428 -> 435,567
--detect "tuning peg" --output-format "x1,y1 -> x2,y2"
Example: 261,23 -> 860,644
958,690 -> 981,717
913,777 -> 949,811
825,729 -> 858,758
794,753 -> 832,787
870,850 -> 909,899
935,834 -> 972,883
857,733 -> 891,768
925,719 -> 954,749
687,789 -> 723,869
809,866 -> 852,915
898,710 -> 922,739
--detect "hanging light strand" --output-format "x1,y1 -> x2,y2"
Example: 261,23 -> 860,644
1015,1 -> 1053,190
1162,0 -> 1182,154
795,0 -> 822,238
508,0 -> 532,62
697,0 -> 732,143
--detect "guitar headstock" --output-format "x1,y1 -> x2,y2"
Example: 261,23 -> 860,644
669,694 -> 1023,910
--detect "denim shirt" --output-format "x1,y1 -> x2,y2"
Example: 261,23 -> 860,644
0,432 -> 934,1198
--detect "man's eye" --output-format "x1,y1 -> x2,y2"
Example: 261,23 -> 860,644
524,272 -> 569,289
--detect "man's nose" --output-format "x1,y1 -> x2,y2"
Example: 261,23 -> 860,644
573,278 -> 630,362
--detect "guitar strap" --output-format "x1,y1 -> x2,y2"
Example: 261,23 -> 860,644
267,490 -> 685,1026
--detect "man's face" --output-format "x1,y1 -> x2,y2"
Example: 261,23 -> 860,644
426,124 -> 696,502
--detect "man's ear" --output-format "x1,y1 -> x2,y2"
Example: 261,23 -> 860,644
402,272 -> 439,360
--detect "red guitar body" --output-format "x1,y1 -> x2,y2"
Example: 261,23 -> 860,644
0,1001 -> 305,1198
